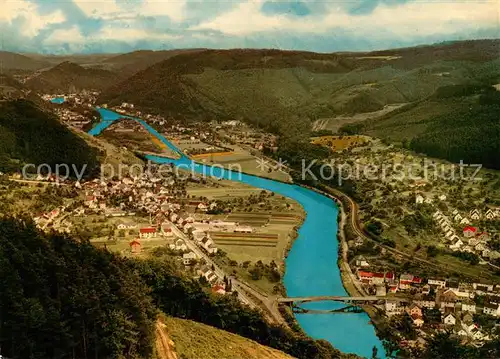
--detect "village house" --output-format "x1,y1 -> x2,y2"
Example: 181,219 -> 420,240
486,209 -> 496,220
443,313 -> 456,326
470,209 -> 481,221
399,274 -> 422,290
355,256 -> 370,267
483,302 -> 500,317
415,300 -> 436,309
200,236 -> 218,254
129,239 -> 141,254
428,279 -> 447,288
407,303 -> 423,318
415,194 -> 424,204
450,239 -> 464,251
460,217 -> 471,225
473,282 -> 494,292
162,224 -> 174,237
198,267 -> 218,284
139,227 -> 157,239
461,302 -> 477,313
463,226 -> 477,238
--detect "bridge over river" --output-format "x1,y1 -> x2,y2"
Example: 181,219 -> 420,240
277,296 -> 409,314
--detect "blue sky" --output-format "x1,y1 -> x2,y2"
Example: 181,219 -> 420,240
1,0 -> 498,54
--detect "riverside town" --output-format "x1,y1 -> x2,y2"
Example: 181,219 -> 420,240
1,4 -> 500,359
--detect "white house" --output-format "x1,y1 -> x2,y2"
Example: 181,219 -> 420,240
461,302 -> 476,313
486,209 -> 496,220
439,194 -> 447,201
454,214 -> 463,222
415,194 -> 424,204
428,279 -> 447,288
139,227 -> 157,239
483,302 -> 500,316
443,313 -> 456,326
471,212 -> 480,221
460,217 -> 471,225
200,236 -> 218,254
473,283 -> 494,292
450,239 -> 464,251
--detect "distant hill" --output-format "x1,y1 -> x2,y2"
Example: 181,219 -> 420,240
0,51 -> 51,72
101,49 -> 205,75
25,61 -> 118,92
0,99 -> 100,175
98,40 -> 500,132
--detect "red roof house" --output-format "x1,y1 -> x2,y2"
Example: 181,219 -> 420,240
463,226 -> 477,237
129,240 -> 141,253
139,227 -> 157,238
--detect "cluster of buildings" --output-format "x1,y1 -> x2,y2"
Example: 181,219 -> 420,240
368,270 -> 500,343
432,207 -> 499,260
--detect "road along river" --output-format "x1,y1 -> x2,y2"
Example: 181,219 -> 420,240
89,107 -> 386,358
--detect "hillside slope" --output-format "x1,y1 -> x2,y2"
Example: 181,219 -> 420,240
98,40 -> 500,130
0,99 -> 100,175
0,51 -> 51,72
353,83 -> 500,169
101,49 -> 205,74
157,317 -> 295,359
25,61 -> 118,92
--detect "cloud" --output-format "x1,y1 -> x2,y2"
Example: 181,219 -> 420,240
193,0 -> 499,37
1,0 -> 66,37
0,0 -> 498,54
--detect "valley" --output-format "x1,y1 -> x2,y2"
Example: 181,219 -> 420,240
2,38 -> 500,359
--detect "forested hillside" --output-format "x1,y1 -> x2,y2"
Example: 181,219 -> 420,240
25,61 -> 118,92
98,40 -> 500,133
356,84 -> 500,169
0,100 -> 100,175
0,217 -> 157,359
0,216 -> 356,359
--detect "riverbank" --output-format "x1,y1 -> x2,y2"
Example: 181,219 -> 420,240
300,182 -> 388,338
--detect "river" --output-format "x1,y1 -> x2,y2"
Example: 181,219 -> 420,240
88,107 -> 386,358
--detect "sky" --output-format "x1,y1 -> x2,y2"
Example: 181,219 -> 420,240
1,0 -> 499,54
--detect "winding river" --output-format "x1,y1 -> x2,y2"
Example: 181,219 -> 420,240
89,107 -> 386,358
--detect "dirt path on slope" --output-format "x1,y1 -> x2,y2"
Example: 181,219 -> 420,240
155,321 -> 178,359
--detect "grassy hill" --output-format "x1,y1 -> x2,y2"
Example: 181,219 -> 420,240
25,61 -> 118,92
98,40 -> 500,133
0,99 -> 100,175
157,316 -> 296,359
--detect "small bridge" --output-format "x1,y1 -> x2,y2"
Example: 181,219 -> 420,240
277,296 -> 409,305
292,305 -> 366,315
278,296 -> 409,315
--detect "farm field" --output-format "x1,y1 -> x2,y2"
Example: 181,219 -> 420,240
311,135 -> 368,151
194,145 -> 292,182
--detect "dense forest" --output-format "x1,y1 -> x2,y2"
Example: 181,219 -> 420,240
0,216 -> 351,359
0,100 -> 100,176
409,89 -> 500,170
